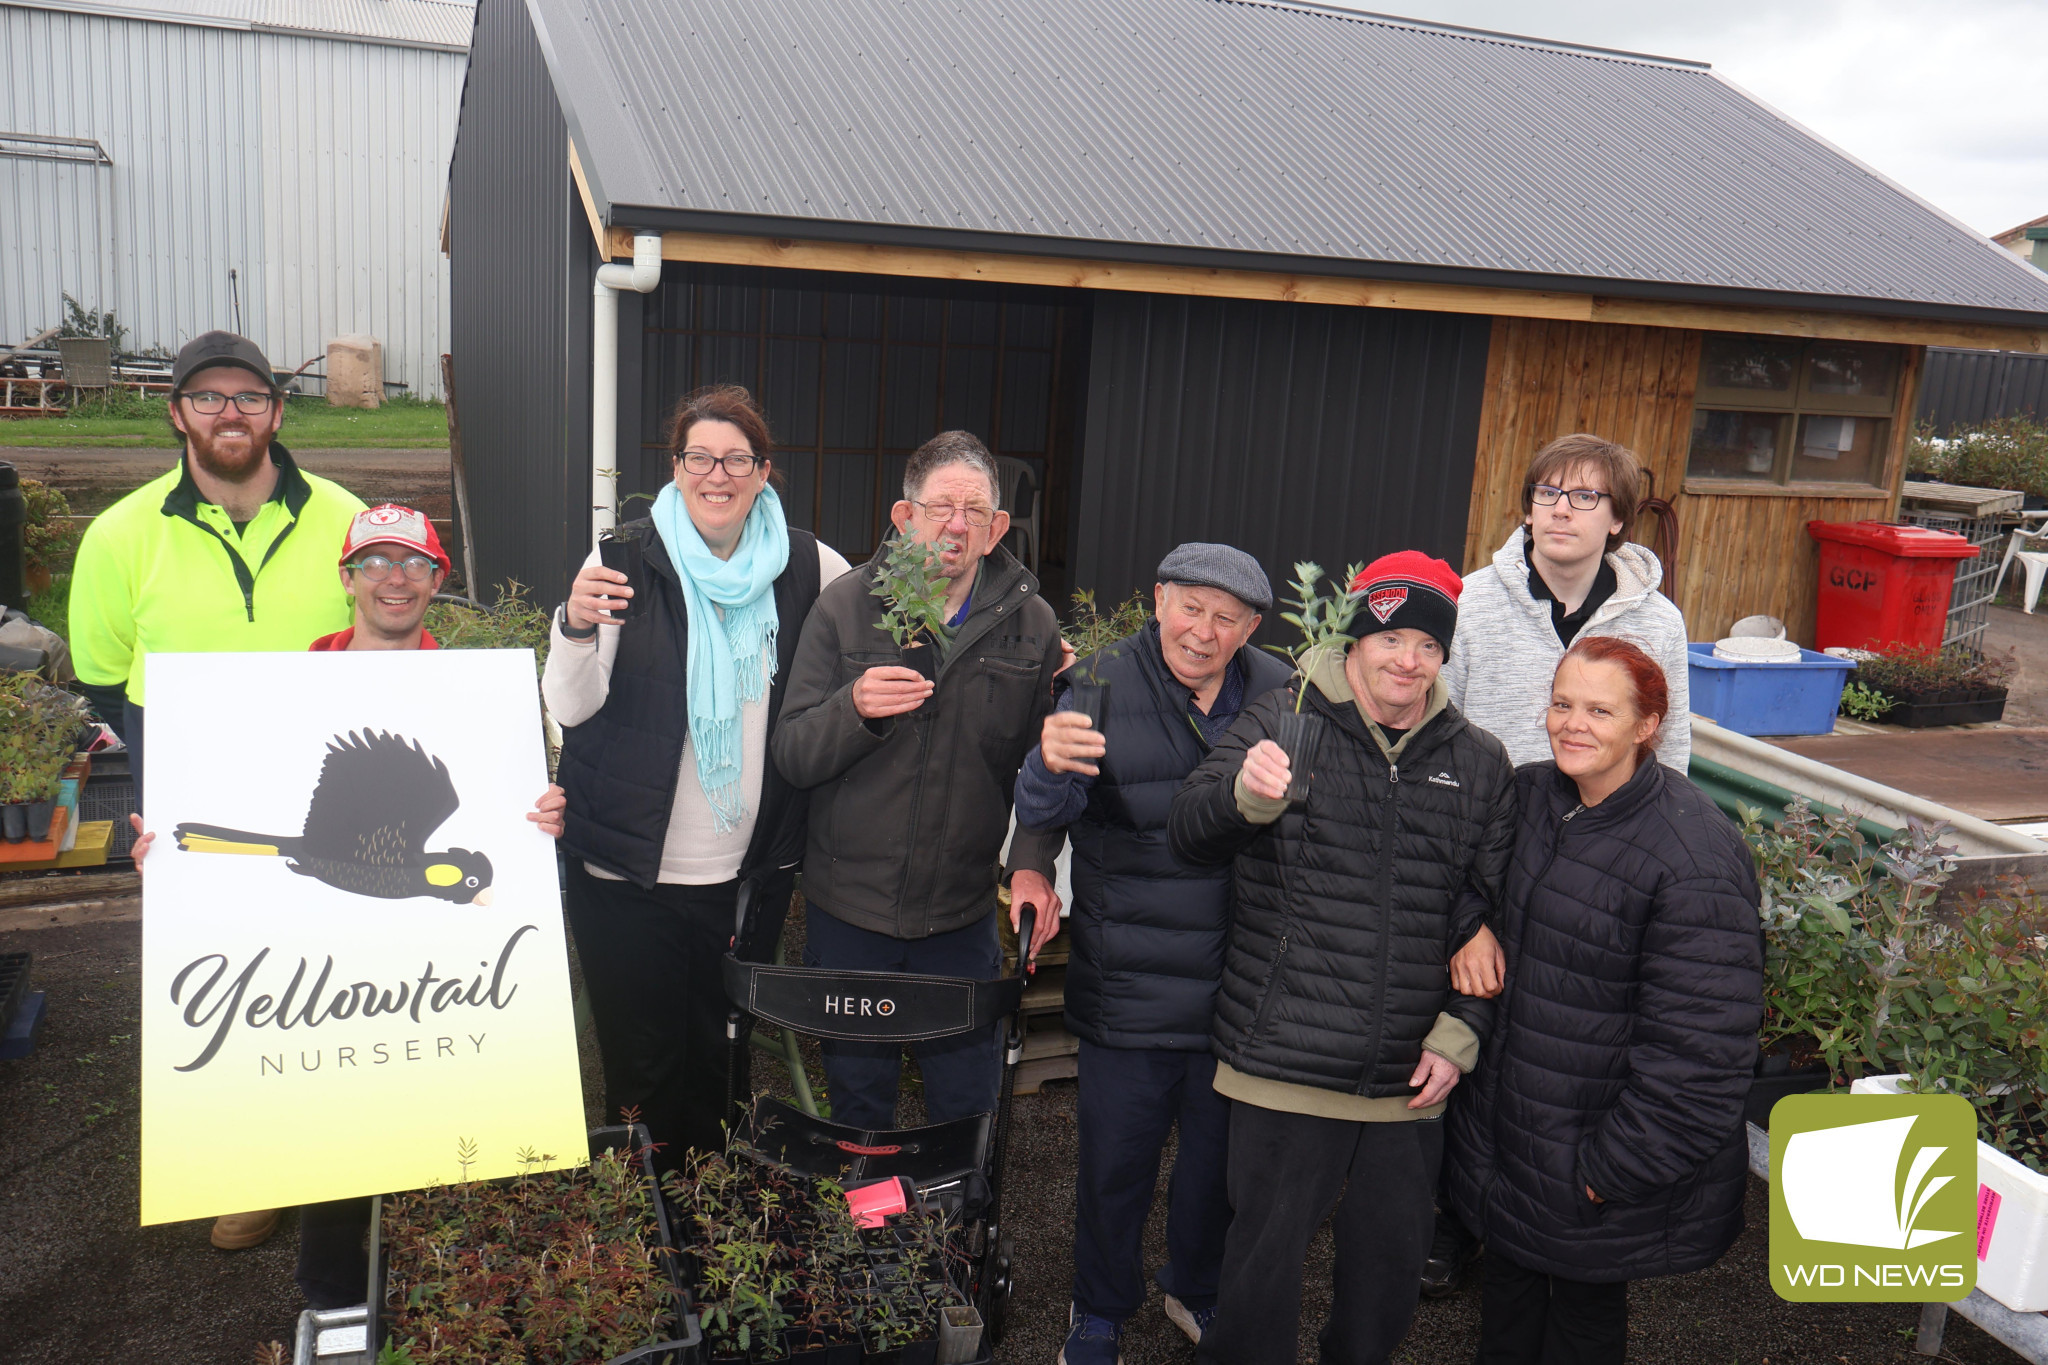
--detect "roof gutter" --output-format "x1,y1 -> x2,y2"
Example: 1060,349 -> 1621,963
602,204 -> 2048,335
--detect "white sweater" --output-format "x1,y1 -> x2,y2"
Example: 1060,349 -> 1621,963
1443,529 -> 1692,772
542,542 -> 851,884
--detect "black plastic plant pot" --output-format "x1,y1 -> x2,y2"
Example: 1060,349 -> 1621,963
1882,687 -> 2007,729
597,528 -> 650,621
26,799 -> 54,841
1266,709 -> 1325,803
1066,681 -> 1110,736
899,640 -> 939,684
1,804 -> 25,843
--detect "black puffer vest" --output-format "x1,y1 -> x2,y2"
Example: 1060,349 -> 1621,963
1169,679 -> 1517,1095
1446,760 -> 1763,1282
1062,622 -> 1292,1051
557,520 -> 822,889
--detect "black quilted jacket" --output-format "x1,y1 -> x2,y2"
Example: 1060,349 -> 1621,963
1168,677 -> 1516,1096
1446,759 -> 1764,1283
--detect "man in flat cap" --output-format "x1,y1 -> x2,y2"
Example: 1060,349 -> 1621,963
1009,543 -> 1291,1362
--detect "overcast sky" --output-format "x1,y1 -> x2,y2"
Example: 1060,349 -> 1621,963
1327,0 -> 2047,239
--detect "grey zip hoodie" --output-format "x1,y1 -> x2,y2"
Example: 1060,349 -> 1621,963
1443,528 -> 1692,771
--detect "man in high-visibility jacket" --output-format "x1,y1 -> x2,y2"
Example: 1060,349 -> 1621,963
68,330 -> 362,1256
70,331 -> 364,807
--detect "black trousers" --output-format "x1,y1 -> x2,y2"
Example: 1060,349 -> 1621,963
297,1198 -> 373,1310
1478,1250 -> 1629,1365
1072,1041 -> 1232,1322
1197,1102 -> 1442,1365
564,862 -> 792,1175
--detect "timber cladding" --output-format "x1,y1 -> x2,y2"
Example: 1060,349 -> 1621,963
1464,317 -> 1920,643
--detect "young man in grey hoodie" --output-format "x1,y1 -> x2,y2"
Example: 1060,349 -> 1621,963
1445,433 -> 1690,773
1427,432 -> 1692,1298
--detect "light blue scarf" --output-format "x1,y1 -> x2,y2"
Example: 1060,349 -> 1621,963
651,482 -> 791,831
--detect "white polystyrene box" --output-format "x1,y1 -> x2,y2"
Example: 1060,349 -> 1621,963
1852,1074 -> 2048,1311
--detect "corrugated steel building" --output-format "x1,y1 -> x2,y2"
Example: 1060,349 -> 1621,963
448,0 -> 2048,638
0,0 -> 469,397
1919,348 -> 2048,432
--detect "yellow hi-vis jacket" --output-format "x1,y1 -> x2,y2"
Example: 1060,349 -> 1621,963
69,443 -> 365,706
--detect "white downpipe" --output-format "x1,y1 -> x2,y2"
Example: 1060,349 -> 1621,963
591,233 -> 663,544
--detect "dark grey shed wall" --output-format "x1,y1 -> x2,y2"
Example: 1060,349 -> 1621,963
447,0 -> 594,603
1074,294 -> 1490,615
1918,348 -> 2048,432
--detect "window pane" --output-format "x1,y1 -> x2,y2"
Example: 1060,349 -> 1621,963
1790,415 -> 1888,486
1697,335 -> 1800,407
1686,409 -> 1785,481
1803,342 -> 1895,405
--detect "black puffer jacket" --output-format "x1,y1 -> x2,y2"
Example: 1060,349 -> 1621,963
1446,759 -> 1763,1283
1059,622 -> 1293,1050
1168,672 -> 1516,1096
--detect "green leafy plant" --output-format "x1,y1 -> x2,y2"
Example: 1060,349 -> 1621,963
0,673 -> 87,804
51,291 -> 128,351
1266,561 -> 1366,711
20,478 -> 79,579
870,532 -> 950,649
1852,643 -> 2013,704
1745,797 -> 2048,1173
1908,416 -> 2048,502
1837,681 -> 1894,721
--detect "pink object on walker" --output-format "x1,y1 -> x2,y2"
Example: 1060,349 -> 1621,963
844,1178 -> 911,1229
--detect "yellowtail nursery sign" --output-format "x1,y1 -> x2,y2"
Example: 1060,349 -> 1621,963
138,649 -> 586,1225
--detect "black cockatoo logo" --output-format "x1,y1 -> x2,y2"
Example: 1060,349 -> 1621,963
173,729 -> 494,905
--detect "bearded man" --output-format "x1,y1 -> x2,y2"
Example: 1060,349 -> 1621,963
72,331 -> 367,806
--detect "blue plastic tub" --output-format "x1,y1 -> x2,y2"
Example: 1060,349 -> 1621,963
1686,642 -> 1857,737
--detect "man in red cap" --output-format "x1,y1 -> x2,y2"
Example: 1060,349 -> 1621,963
311,503 -> 452,651
1169,550 -> 1517,1365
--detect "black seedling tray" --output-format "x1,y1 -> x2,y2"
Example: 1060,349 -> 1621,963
0,953 -> 31,1034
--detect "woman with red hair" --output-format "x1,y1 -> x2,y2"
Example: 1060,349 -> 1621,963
1445,637 -> 1763,1364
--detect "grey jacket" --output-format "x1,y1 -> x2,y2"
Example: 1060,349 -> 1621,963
772,543 -> 1062,938
1444,529 -> 1691,771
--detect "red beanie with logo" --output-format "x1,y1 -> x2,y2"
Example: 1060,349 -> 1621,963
1349,552 -> 1462,654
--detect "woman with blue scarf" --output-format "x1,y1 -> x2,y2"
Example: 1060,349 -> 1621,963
543,385 -> 851,1171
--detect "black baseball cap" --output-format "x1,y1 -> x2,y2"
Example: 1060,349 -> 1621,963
170,331 -> 278,398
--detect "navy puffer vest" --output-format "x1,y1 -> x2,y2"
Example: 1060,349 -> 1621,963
1063,620 -> 1291,1050
557,520 -> 822,889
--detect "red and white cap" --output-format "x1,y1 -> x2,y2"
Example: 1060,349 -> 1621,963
1348,551 -> 1462,654
340,503 -> 450,574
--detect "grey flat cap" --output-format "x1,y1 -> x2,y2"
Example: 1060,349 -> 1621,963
1156,542 -> 1273,612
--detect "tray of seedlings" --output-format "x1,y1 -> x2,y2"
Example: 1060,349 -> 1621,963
368,1122 -> 702,1364
664,1142 -> 988,1365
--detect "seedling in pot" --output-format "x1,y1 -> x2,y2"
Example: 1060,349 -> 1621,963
597,525 -> 650,620
1262,561 -> 1366,800
871,532 -> 952,683
1059,588 -> 1151,734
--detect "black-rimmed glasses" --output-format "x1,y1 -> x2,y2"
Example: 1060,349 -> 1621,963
678,449 -> 765,477
1528,484 -> 1610,511
181,391 -> 276,415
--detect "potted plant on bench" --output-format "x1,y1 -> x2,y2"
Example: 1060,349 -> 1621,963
1851,643 -> 2013,728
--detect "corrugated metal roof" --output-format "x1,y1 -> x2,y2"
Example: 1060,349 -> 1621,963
2,0 -> 475,49
528,0 -> 2048,325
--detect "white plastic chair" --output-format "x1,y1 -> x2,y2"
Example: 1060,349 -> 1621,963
995,456 -> 1040,573
1994,521 -> 2048,614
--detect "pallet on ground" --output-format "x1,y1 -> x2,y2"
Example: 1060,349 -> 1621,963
1013,1013 -> 1079,1095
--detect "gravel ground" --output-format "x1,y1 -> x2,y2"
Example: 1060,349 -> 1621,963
0,913 -> 2028,1365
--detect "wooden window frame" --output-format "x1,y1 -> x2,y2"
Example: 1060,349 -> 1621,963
1682,333 -> 1910,499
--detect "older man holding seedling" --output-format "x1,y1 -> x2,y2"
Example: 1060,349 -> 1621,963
773,430 -> 1064,1133
1170,551 -> 1518,1365
1009,543 -> 1292,1361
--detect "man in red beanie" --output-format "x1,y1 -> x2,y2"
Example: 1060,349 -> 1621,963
1169,550 -> 1517,1365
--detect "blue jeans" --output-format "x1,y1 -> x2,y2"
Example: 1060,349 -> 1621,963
1073,1040 -> 1232,1322
802,905 -> 1002,1132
